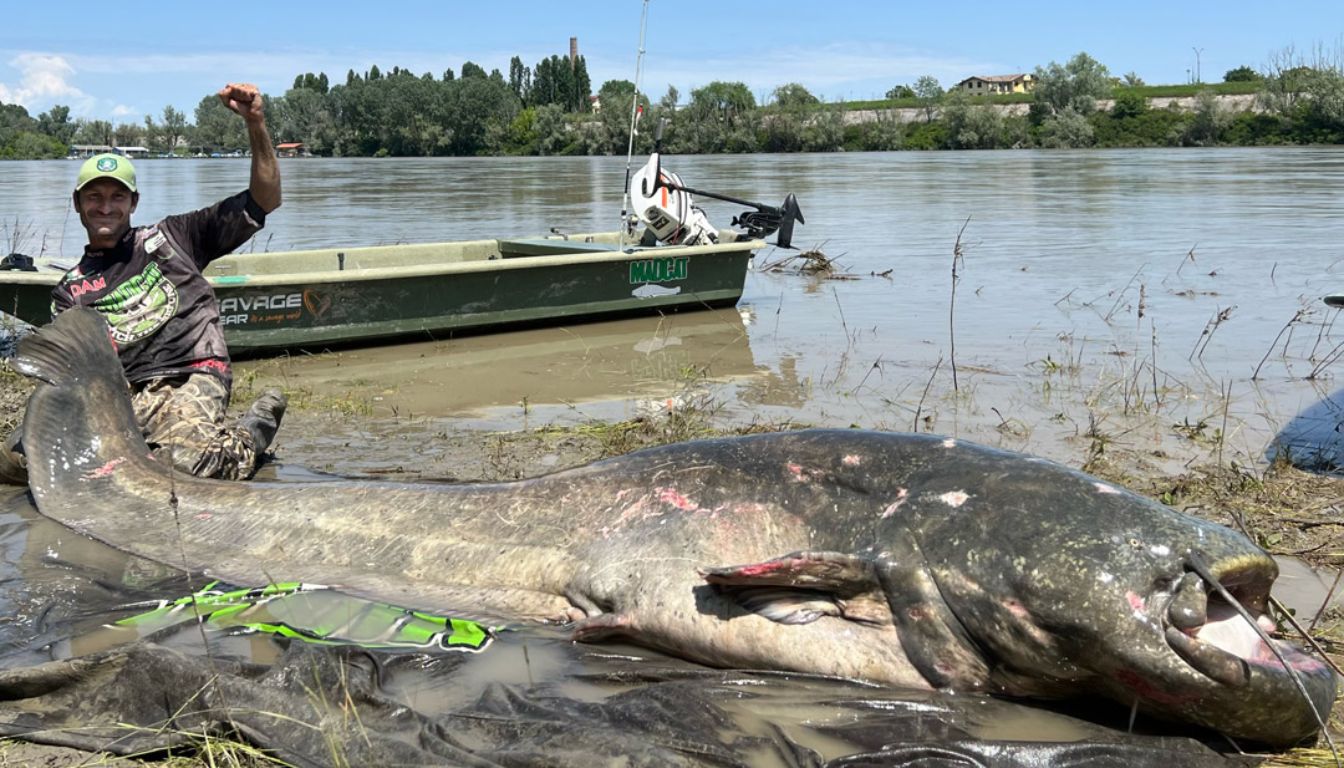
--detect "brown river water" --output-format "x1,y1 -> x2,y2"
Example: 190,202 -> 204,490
7,149 -> 1343,467
2,149 -> 1343,762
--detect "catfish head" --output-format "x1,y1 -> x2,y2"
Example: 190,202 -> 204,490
905,445 -> 1338,747
705,449 -> 1336,748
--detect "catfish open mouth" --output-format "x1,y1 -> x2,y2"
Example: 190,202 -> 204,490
1163,558 -> 1319,687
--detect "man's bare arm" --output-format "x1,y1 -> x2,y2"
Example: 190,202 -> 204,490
218,82 -> 281,214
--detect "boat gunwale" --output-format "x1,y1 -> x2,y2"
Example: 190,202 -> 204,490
209,237 -> 762,288
1,236 -> 763,290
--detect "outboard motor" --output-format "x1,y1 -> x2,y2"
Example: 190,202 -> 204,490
733,194 -> 804,249
629,154 -> 718,246
631,119 -> 805,249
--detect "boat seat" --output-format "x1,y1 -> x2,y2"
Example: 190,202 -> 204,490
497,238 -> 625,259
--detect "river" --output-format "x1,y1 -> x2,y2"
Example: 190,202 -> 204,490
6,148 -> 1342,468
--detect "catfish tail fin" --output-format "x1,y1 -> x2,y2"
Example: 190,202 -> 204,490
13,308 -> 157,495
15,306 -> 123,386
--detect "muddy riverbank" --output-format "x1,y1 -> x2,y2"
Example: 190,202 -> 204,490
0,349 -> 1340,766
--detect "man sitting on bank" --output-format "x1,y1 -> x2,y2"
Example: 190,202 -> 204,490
0,82 -> 286,483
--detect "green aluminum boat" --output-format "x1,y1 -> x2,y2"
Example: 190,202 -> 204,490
0,230 -> 763,355
0,150 -> 803,356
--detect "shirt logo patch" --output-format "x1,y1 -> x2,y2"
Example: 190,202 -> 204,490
145,231 -> 166,251
91,261 -> 180,345
69,276 -> 107,298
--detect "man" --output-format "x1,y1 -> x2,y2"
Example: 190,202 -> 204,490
0,82 -> 286,483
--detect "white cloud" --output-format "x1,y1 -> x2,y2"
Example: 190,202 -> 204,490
0,48 -> 308,119
0,53 -> 87,107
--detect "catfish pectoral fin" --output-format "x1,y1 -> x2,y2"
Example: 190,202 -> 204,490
701,550 -> 881,594
571,612 -> 636,642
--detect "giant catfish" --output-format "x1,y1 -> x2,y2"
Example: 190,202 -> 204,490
11,308 -> 1337,746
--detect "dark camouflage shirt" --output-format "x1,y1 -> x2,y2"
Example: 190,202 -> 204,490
51,190 -> 267,387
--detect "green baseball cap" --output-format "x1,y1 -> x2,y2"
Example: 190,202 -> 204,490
75,153 -> 137,193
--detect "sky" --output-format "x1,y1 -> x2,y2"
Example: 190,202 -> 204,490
2,0 -> 1340,122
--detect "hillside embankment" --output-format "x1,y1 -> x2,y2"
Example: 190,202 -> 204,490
842,93 -> 1259,125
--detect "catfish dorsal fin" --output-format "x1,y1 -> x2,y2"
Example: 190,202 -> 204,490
701,551 -> 892,626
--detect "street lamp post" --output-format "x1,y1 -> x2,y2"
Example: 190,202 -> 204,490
1192,47 -> 1204,84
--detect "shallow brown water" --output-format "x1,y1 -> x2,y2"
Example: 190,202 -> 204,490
241,307 -> 758,426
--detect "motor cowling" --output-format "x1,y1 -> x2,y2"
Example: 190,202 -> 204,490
629,154 -> 718,246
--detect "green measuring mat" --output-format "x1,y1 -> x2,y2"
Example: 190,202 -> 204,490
113,582 -> 496,653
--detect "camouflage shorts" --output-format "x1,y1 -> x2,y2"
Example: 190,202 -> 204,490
132,373 -> 259,481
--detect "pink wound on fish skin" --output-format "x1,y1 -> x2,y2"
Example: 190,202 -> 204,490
657,487 -> 698,511
842,454 -> 861,466
86,457 -> 126,479
881,488 -> 910,518
733,559 -> 794,577
1126,591 -> 1146,615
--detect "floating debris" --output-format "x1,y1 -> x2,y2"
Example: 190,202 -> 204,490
758,242 -> 871,280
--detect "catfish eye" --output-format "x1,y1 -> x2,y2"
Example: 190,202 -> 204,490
1128,537 -> 1141,549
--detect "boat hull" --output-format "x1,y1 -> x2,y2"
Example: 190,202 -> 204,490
0,232 -> 760,355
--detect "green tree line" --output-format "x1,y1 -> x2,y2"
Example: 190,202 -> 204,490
2,48 -> 1341,159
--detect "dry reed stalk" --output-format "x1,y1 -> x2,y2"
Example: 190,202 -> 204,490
949,218 -> 969,393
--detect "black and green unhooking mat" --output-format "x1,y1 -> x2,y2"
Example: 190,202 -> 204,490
0,595 -> 1258,767
0,503 -> 1259,768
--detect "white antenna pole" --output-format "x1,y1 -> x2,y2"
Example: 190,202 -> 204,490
619,0 -> 652,246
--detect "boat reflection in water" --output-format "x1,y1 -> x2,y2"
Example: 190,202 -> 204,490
238,307 -> 760,423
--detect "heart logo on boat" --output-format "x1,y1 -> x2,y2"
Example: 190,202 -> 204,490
303,289 -> 331,319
